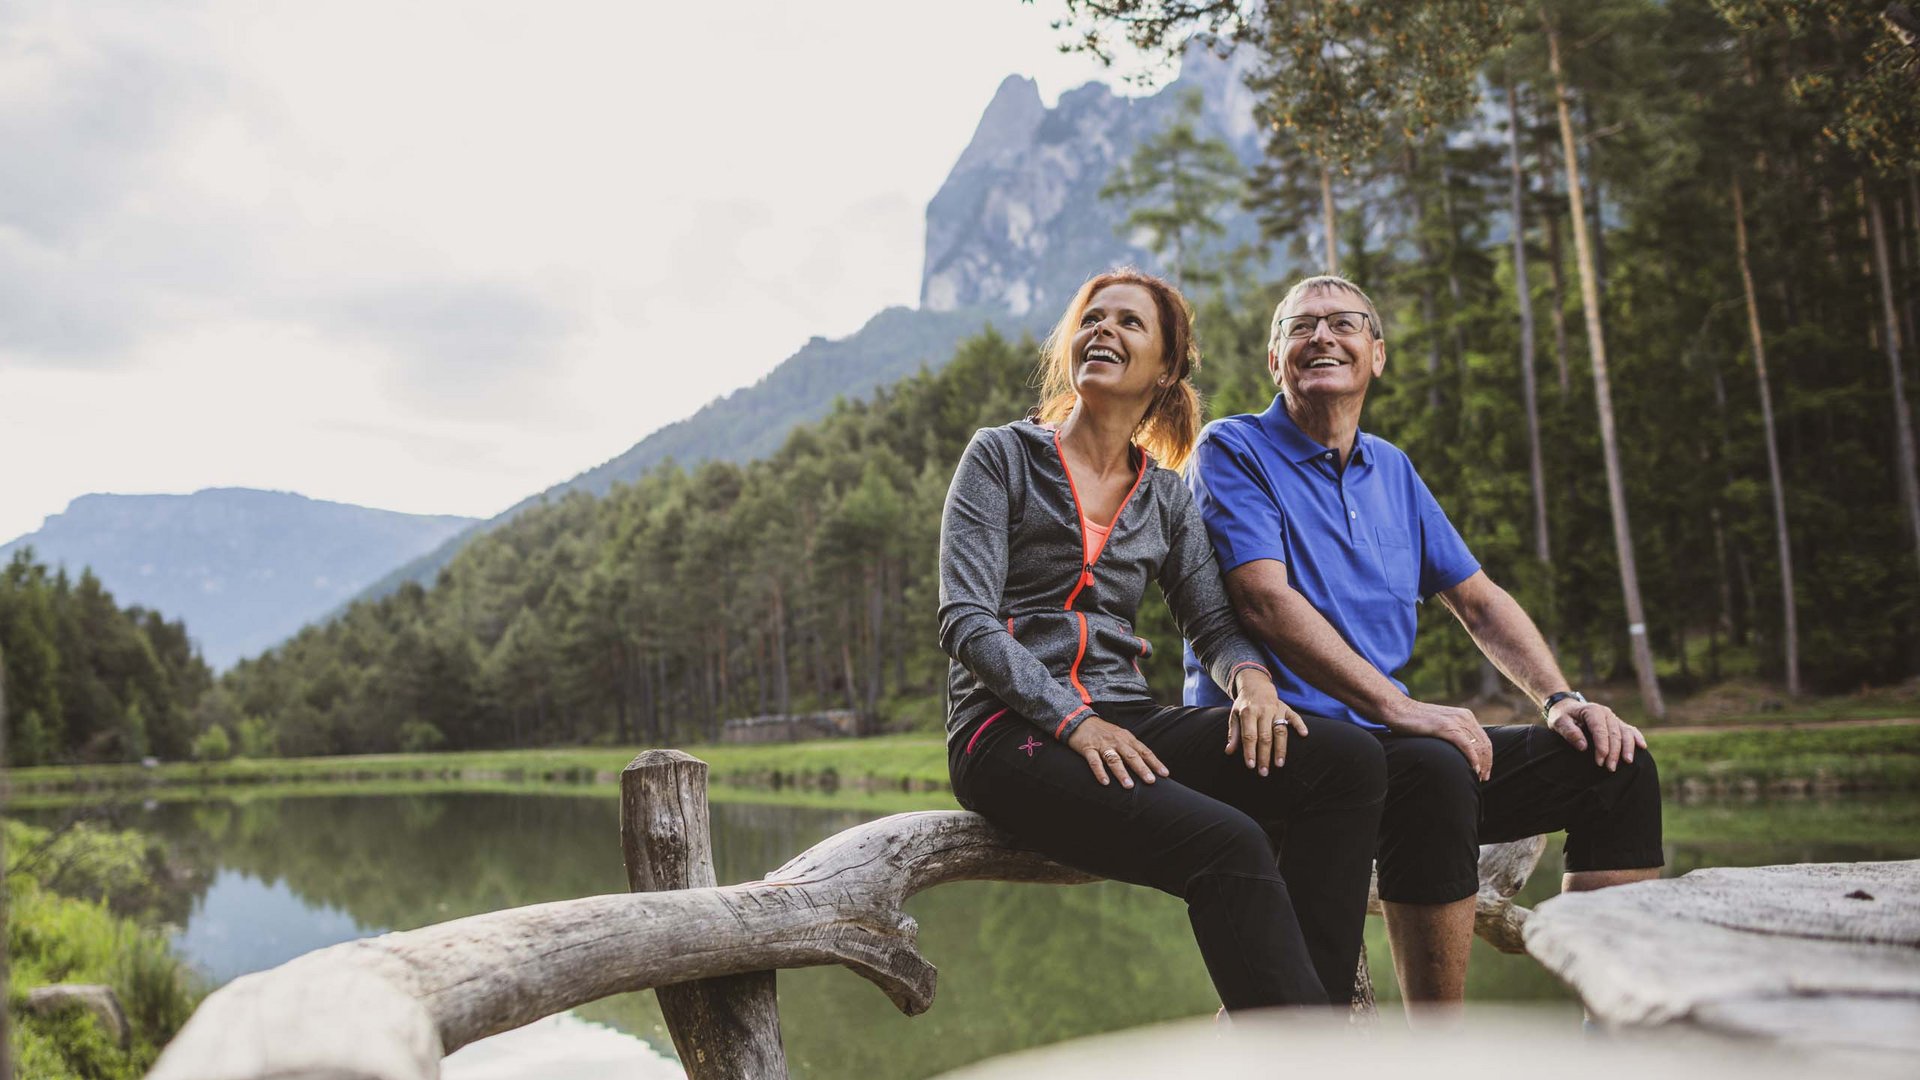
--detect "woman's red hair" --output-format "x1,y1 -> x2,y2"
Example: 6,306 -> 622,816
1034,268 -> 1205,471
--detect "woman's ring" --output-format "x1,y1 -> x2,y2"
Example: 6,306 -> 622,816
1103,749 -> 1120,759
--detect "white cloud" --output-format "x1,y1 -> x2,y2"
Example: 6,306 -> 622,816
0,0 -> 1153,542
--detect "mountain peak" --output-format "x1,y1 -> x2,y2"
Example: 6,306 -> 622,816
948,75 -> 1046,177
920,51 -> 1262,316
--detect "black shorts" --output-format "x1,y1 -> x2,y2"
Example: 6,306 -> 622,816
1371,723 -> 1664,905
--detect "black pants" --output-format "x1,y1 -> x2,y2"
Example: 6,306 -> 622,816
1373,724 -> 1665,905
950,702 -> 1386,1010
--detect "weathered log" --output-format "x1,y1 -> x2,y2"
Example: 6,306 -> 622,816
1366,834 -> 1547,954
147,755 -> 1546,1080
623,749 -> 785,1079
23,984 -> 130,1049
148,810 -> 1092,1080
1524,859 -> 1920,1059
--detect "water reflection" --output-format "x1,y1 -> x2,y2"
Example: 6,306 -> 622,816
26,789 -> 1919,1079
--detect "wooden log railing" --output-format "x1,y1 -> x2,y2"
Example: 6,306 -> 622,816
147,749 -> 1546,1080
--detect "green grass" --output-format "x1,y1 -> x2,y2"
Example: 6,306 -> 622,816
1645,724 -> 1920,793
8,721 -> 1916,804
6,820 -> 203,1079
4,735 -> 952,797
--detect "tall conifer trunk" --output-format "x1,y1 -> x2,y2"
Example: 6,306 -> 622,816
770,577 -> 790,717
1532,121 -> 1573,392
1545,15 -> 1665,718
1868,192 -> 1920,588
1507,81 -> 1554,638
1320,165 -> 1339,274
1733,175 -> 1800,696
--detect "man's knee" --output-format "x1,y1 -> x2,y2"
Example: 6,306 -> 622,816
1303,717 -> 1389,805
1386,736 -> 1480,815
1561,745 -> 1665,875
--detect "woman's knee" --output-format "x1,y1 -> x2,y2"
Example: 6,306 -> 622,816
1182,808 -> 1284,883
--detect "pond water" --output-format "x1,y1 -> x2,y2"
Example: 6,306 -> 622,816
26,788 -> 1920,1078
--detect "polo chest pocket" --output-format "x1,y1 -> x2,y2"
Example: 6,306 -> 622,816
1374,525 -> 1411,549
1373,525 -> 1419,599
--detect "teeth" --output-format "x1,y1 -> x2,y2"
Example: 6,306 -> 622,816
1307,357 -> 1341,368
1086,348 -> 1121,363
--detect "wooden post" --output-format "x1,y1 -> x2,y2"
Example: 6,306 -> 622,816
622,750 -> 786,1079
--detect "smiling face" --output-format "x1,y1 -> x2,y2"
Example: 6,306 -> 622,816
1268,284 -> 1386,403
1071,282 -> 1170,405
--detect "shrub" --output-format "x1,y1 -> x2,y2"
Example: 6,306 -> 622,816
190,725 -> 232,762
398,720 -> 447,753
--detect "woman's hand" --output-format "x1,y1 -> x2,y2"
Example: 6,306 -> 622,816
1065,716 -> 1169,790
1225,670 -> 1306,776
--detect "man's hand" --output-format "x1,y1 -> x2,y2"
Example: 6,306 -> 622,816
1223,671 -> 1307,776
1547,698 -> 1644,771
1065,716 -> 1169,790
1380,699 -> 1492,781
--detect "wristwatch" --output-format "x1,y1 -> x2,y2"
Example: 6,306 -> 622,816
1541,690 -> 1586,722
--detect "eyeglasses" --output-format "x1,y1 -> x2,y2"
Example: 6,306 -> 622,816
1277,311 -> 1375,339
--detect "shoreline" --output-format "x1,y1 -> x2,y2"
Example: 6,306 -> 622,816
4,721 -> 1916,804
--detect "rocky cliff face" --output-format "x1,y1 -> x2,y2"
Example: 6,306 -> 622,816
920,46 -> 1266,318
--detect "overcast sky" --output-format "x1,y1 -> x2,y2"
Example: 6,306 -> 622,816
0,0 -> 1156,543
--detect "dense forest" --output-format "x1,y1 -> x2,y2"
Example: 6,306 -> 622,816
6,0 -> 1917,762
0,551 -> 212,765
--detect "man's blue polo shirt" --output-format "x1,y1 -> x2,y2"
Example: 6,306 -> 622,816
1181,394 -> 1480,730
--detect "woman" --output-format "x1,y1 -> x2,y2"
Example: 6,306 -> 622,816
938,269 -> 1386,1011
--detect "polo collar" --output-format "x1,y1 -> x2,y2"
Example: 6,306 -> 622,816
1259,394 -> 1372,468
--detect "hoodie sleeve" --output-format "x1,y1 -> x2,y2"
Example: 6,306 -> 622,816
1157,473 -> 1272,698
937,429 -> 1097,741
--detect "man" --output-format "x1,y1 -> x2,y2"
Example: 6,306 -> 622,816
1181,274 -> 1664,1008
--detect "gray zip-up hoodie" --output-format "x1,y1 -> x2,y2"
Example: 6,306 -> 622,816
938,420 -> 1271,746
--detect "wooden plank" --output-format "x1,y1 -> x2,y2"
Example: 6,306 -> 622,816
623,749 -> 786,1080
1524,859 -> 1920,1058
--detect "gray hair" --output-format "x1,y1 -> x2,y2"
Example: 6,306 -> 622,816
1270,275 -> 1383,350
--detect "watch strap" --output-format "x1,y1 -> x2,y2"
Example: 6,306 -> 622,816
1541,690 -> 1586,722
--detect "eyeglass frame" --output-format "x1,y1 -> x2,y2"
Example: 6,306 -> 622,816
1275,311 -> 1378,340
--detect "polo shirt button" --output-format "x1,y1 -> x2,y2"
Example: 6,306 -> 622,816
1349,510 -> 1357,518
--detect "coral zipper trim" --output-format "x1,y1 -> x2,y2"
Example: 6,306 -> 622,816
1052,428 -> 1148,611
1067,611 -> 1092,703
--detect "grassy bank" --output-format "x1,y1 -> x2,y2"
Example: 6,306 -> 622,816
3,734 -> 951,796
5,721 -> 1915,801
6,820 -> 202,1078
1646,724 -> 1920,795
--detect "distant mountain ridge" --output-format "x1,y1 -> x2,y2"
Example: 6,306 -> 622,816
347,48 -> 1269,612
1,489 -> 476,670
